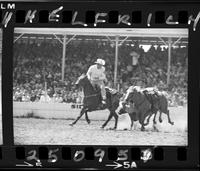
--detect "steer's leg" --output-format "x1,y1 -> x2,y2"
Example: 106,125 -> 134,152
145,113 -> 153,125
138,112 -> 145,131
128,113 -> 134,130
70,108 -> 85,126
144,111 -> 154,126
140,109 -> 152,131
141,124 -> 145,131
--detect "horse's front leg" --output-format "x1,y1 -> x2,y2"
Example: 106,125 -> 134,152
159,111 -> 163,123
113,112 -> 118,130
166,109 -> 174,125
70,108 -> 85,126
85,111 -> 91,124
101,111 -> 113,129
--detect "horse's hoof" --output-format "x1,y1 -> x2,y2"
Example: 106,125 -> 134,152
153,121 -> 157,124
87,120 -> 91,124
169,121 -> 174,125
69,123 -> 74,127
159,118 -> 163,123
141,127 -> 145,131
109,127 -> 116,130
153,125 -> 159,132
100,125 -> 105,129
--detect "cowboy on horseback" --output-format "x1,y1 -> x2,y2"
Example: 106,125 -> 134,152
86,58 -> 107,104
142,87 -> 160,112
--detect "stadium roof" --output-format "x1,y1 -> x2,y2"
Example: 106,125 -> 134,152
15,28 -> 188,38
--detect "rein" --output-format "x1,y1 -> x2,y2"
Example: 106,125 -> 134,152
84,93 -> 100,98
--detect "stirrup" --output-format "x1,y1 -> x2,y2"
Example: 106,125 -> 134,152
102,100 -> 106,104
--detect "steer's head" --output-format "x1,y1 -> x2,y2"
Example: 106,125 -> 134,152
117,87 -> 139,115
117,100 -> 137,115
117,100 -> 127,115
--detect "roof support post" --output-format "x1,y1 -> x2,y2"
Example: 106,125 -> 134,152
61,34 -> 66,81
114,36 -> 119,89
167,37 -> 172,86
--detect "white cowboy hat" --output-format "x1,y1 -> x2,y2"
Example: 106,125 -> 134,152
95,58 -> 105,66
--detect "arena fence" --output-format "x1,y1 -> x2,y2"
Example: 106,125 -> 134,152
13,102 -> 110,121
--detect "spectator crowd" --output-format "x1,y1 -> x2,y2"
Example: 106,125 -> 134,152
13,36 -> 188,106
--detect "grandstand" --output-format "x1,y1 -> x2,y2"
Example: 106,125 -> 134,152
13,28 -> 188,106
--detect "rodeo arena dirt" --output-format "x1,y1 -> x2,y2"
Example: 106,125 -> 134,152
13,28 -> 188,145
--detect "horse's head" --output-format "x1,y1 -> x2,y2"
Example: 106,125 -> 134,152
75,74 -> 88,88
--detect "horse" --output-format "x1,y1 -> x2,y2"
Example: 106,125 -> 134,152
117,86 -> 174,131
69,74 -> 123,130
142,87 -> 174,125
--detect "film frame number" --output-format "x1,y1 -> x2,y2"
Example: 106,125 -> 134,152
117,149 -> 128,161
48,148 -> 59,163
25,148 -> 59,165
73,150 -> 85,162
26,150 -> 42,167
73,149 -> 106,162
94,149 -> 105,162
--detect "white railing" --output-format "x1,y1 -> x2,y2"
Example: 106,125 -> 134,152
13,102 -> 109,120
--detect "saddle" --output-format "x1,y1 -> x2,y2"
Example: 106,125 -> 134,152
143,89 -> 159,112
143,89 -> 159,100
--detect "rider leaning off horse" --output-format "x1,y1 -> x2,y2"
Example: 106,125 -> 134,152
86,58 -> 107,104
